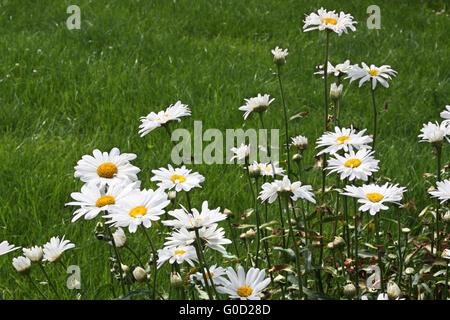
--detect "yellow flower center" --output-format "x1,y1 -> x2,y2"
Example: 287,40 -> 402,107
344,158 -> 362,168
265,167 -> 272,172
237,286 -> 253,297
164,114 -> 169,117
129,206 -> 148,218
205,272 -> 214,279
95,195 -> 115,207
336,136 -> 350,144
171,174 -> 186,183
368,69 -> 379,76
366,193 -> 384,202
174,250 -> 186,255
97,163 -> 118,178
321,18 -> 338,25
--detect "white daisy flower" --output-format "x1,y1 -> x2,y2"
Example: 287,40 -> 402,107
429,180 -> 450,203
418,121 -> 450,144
151,164 -> 205,193
326,149 -> 379,181
440,105 -> 450,125
238,94 -> 275,120
12,256 -> 31,273
316,126 -> 373,156
0,241 -> 19,256
190,265 -> 227,287
65,181 -> 140,222
23,246 -> 43,263
230,143 -> 251,163
314,60 -> 352,77
330,83 -> 343,100
164,224 -> 231,255
346,63 -> 397,90
216,265 -> 271,300
43,235 -> 75,262
271,46 -> 288,65
257,162 -> 285,177
258,175 -> 316,204
156,245 -> 198,269
303,8 -> 357,36
74,147 -> 140,187
291,135 -> 308,150
162,201 -> 227,230
103,189 -> 170,233
341,183 -> 407,216
139,101 -> 191,137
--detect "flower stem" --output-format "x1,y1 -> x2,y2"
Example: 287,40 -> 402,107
436,144 -> 442,254
396,208 -> 403,286
107,226 -> 127,296
140,225 -> 158,300
371,88 -> 377,151
38,262 -> 60,299
26,274 -> 47,299
284,195 -> 304,298
374,214 -> 385,293
277,64 -> 291,177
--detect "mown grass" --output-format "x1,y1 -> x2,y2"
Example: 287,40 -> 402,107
0,0 -> 449,299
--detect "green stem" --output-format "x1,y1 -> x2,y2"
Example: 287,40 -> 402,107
371,88 -> 377,151
140,225 -> 158,300
38,262 -> 60,299
375,215 -> 385,293
277,64 -> 291,177
107,226 -> 127,296
396,208 -> 403,286
26,274 -> 47,299
278,197 -> 287,248
436,144 -> 442,254
353,198 -> 359,297
245,159 -> 260,267
284,195 -> 304,298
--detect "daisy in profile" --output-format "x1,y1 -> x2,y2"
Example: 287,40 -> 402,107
314,60 -> 352,77
156,245 -> 198,269
291,135 -> 308,151
238,94 -> 275,120
342,183 -> 406,215
418,121 -> 450,144
12,256 -> 31,274
316,126 -> 373,156
429,180 -> 450,203
23,246 -> 43,263
164,224 -> 231,254
303,8 -> 357,36
139,101 -> 191,137
216,265 -> 271,300
103,188 -> 170,233
326,149 -> 379,181
271,47 -> 288,66
43,235 -> 75,262
0,241 -> 19,256
151,164 -> 205,193
74,148 -> 140,187
230,143 -> 251,163
65,181 -> 140,222
440,105 -> 450,124
189,265 -> 227,287
346,63 -> 397,90
259,175 -> 316,204
162,201 -> 227,230
257,162 -> 285,177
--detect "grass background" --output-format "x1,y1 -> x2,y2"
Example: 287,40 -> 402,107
0,0 -> 449,299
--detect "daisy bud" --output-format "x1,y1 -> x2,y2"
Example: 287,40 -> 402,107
121,263 -> 129,272
94,222 -> 105,241
343,283 -> 356,298
249,165 -> 261,177
330,83 -> 343,101
132,266 -> 148,282
443,210 -> 450,223
170,272 -> 183,288
240,228 -> 256,240
292,153 -> 302,162
387,281 -> 401,300
401,227 -> 410,234
223,208 -> 233,216
12,256 -> 31,274
327,242 -> 334,250
23,246 -> 43,263
168,191 -> 177,201
405,267 -> 414,275
111,227 -> 127,248
274,274 -> 286,284
333,236 -> 345,248
271,46 -> 288,66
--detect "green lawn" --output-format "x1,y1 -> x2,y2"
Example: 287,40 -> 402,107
0,0 -> 449,299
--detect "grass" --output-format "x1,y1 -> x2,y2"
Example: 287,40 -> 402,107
0,0 -> 449,299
